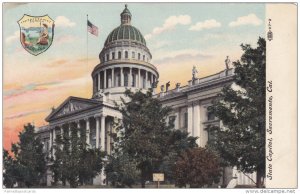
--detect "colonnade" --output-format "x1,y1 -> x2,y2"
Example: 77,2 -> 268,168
93,67 -> 157,92
48,115 -> 111,157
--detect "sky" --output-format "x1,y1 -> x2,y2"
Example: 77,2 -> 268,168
3,2 -> 265,150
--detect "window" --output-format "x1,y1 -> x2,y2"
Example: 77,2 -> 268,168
112,52 -> 115,59
116,74 -> 121,86
45,139 -> 49,151
132,74 -> 136,87
125,51 -> 128,59
95,75 -> 99,90
124,73 -> 128,86
184,112 -> 188,128
138,53 -> 141,60
207,106 -> 215,121
132,52 -> 135,58
118,51 -> 121,59
143,55 -> 145,61
207,127 -> 216,144
169,116 -> 176,128
106,54 -> 109,61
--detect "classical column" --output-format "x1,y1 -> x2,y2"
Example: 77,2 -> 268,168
120,67 -> 124,87
52,128 -> 56,144
145,71 -> 148,88
52,127 -> 56,159
98,73 -> 101,91
193,101 -> 201,146
175,110 -> 180,130
187,102 -> 194,135
85,118 -> 90,147
104,70 -> 107,89
150,73 -> 153,86
68,123 -> 71,138
129,67 -> 132,87
60,125 -> 63,137
77,121 -> 81,138
138,68 -> 141,88
100,115 -> 107,186
106,122 -> 111,155
100,115 -> 106,151
49,128 -> 52,157
95,116 -> 100,148
111,68 -> 115,88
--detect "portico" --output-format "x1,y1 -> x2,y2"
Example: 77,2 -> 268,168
46,96 -> 122,158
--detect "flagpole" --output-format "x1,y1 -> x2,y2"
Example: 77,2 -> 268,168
87,14 -> 88,67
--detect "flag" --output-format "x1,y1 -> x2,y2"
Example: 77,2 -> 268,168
87,20 -> 98,36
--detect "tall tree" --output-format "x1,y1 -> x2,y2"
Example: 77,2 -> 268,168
208,37 -> 266,187
174,147 -> 221,188
3,123 -> 47,188
114,89 -> 173,188
51,123 -> 105,187
111,89 -> 197,188
3,149 -> 19,188
105,152 -> 140,188
160,130 -> 198,183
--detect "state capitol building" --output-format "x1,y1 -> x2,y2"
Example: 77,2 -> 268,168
36,5 -> 255,187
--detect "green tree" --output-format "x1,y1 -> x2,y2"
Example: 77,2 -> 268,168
105,152 -> 140,188
3,123 -> 47,188
174,147 -> 221,188
3,149 -> 19,188
51,123 -> 105,187
111,89 -> 197,188
208,37 -> 266,187
160,130 -> 198,183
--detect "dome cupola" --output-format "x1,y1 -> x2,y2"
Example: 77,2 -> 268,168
120,4 -> 131,25
91,5 -> 159,102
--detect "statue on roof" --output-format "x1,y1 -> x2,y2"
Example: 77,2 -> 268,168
225,56 -> 230,70
166,81 -> 170,92
160,85 -> 164,93
175,83 -> 181,91
192,65 -> 198,81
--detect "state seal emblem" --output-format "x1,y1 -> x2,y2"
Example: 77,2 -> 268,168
17,15 -> 55,56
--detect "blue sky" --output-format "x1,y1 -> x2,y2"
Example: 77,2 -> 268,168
4,3 -> 265,64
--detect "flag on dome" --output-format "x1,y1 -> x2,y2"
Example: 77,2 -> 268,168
87,20 -> 98,36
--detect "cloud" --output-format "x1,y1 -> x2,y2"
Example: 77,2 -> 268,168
6,31 -> 19,44
3,3 -> 27,11
145,15 -> 191,40
55,16 -> 76,27
189,19 -> 221,31
153,49 -> 213,64
55,34 -> 76,45
5,108 -> 50,120
229,14 -> 262,27
46,59 -> 68,67
4,81 -> 62,99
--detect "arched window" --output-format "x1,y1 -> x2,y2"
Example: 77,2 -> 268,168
106,54 -> 109,61
138,53 -> 141,60
125,51 -> 128,59
118,51 -> 121,59
112,52 -> 115,60
132,52 -> 135,58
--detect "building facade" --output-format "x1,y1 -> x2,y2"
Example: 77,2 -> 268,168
36,5 -> 255,187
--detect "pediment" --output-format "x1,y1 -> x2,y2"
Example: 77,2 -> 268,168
46,96 -> 101,121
